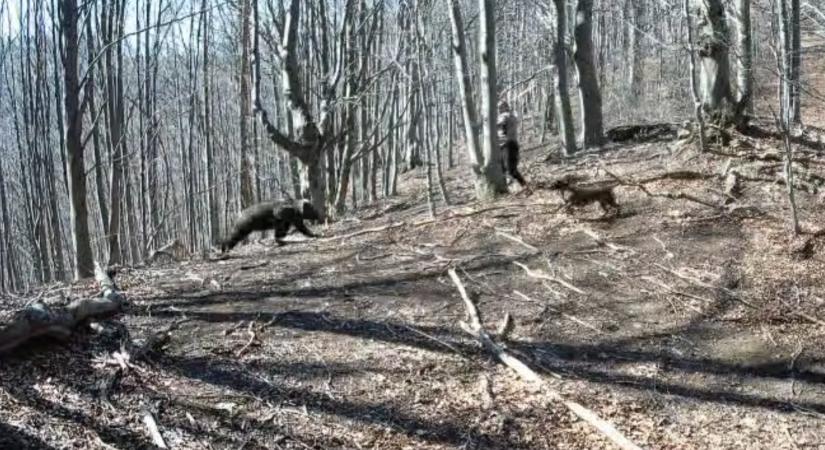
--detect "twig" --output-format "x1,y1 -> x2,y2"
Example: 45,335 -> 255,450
640,276 -> 706,313
142,410 -> 168,449
601,166 -> 721,209
402,324 -> 464,355
322,222 -> 407,241
513,261 -> 585,295
236,321 -> 258,357
513,291 -> 602,334
495,229 -> 540,252
448,269 -> 643,450
654,263 -> 755,308
579,227 -> 635,254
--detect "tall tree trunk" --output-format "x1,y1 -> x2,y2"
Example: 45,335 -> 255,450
628,0 -> 643,103
239,0 -> 255,208
478,0 -> 506,199
60,0 -> 95,279
552,0 -> 577,156
105,0 -> 128,265
0,161 -> 17,291
448,0 -> 505,202
202,0 -> 219,246
257,0 -> 336,221
85,15 -> 109,237
734,0 -> 752,115
573,0 -> 605,147
694,0 -> 736,125
685,0 -> 708,152
778,0 -> 793,126
789,0 -> 801,124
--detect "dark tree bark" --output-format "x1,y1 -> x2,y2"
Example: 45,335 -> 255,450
60,0 -> 95,279
573,0 -> 605,147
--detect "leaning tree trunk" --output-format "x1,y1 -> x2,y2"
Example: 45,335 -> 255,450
694,0 -> 736,125
552,0 -> 577,156
60,0 -> 95,279
573,0 -> 605,147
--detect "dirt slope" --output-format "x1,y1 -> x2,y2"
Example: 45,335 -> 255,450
3,125 -> 825,449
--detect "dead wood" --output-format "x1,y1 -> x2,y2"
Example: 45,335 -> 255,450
724,171 -> 742,203
513,291 -> 602,334
147,239 -> 185,263
513,261 -> 585,295
322,222 -> 407,241
495,229 -> 540,253
236,321 -> 259,357
142,410 -> 168,448
654,263 -> 755,308
0,262 -> 127,354
601,166 -> 721,209
606,122 -> 683,143
448,269 -> 643,450
636,170 -> 714,184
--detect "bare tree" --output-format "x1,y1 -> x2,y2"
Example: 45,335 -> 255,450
551,0 -> 576,156
477,0 -> 506,199
693,0 -> 737,125
734,0 -> 752,115
257,0 -> 349,221
102,0 -> 127,265
60,0 -> 95,279
627,0 -> 643,103
685,0 -> 707,152
573,0 -> 605,147
448,0 -> 505,202
239,0 -> 256,208
202,0 -> 220,246
789,0 -> 801,124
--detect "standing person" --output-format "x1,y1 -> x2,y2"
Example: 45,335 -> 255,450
497,100 -> 528,188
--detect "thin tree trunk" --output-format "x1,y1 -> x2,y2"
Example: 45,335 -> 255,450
789,0 -> 801,124
685,0 -> 707,152
552,0 -> 577,156
239,0 -> 255,208
448,0 -> 504,202
734,0 -> 752,115
477,0 -> 506,200
60,0 -> 95,279
573,0 -> 605,147
628,0 -> 644,103
202,0 -> 219,246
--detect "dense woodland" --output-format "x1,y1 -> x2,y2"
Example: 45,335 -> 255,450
1,0 -> 825,448
0,0 -> 815,289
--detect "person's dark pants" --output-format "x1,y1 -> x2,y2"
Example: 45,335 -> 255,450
500,140 -> 527,186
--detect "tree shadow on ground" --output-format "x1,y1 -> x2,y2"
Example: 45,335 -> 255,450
160,353 -> 517,448
144,244 -> 529,310
0,337 -> 157,449
0,422 -> 60,450
143,303 -> 825,416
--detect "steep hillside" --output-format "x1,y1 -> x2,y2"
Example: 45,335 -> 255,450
3,120 -> 825,449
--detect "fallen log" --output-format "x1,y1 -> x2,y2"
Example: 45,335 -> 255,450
448,269 -> 643,450
0,262 -> 127,354
606,122 -> 683,143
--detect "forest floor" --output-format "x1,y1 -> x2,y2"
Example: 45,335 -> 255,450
3,118 -> 825,450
